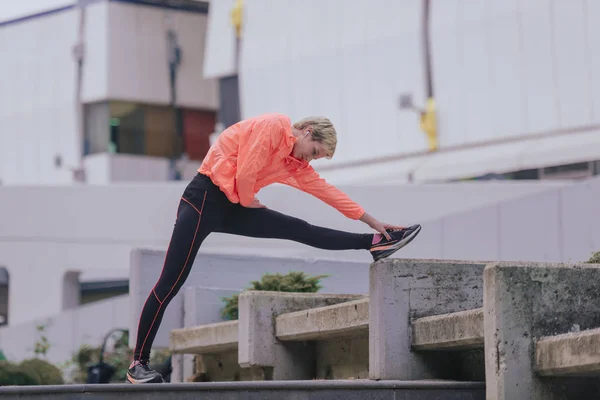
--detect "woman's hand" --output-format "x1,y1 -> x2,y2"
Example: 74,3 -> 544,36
359,212 -> 404,240
245,198 -> 267,209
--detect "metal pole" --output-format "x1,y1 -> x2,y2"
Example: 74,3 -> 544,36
166,16 -> 183,180
73,0 -> 87,183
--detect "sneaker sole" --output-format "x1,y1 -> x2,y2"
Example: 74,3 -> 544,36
126,374 -> 163,384
373,225 -> 422,261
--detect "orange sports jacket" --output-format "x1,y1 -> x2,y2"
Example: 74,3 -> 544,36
197,113 -> 365,220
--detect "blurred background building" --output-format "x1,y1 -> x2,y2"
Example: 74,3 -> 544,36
0,0 -> 599,371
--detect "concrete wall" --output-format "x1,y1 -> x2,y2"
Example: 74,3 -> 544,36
0,7 -> 79,185
0,294 -> 128,366
206,0 -> 600,169
398,176 -> 600,263
0,178 -> 570,325
83,153 -> 200,184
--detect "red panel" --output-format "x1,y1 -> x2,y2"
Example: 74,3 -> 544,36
183,109 -> 216,161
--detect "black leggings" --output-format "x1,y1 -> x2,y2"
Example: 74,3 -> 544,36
133,173 -> 372,363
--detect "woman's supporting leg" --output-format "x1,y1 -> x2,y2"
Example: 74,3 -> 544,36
132,195 -> 213,367
129,179 -> 231,384
219,206 -> 373,250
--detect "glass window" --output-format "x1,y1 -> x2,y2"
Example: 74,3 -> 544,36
84,101 -> 216,161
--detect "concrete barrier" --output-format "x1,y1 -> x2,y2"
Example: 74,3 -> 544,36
484,261 -> 600,400
275,298 -> 368,341
169,291 -> 367,382
238,291 -> 364,380
412,308 -> 484,351
166,258 -> 600,397
170,321 -> 238,354
0,380 -> 486,399
536,327 -> 600,376
368,258 -> 487,381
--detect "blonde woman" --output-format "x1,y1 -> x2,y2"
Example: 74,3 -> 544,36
127,113 -> 421,384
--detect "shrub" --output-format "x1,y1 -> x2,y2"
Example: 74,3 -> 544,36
19,358 -> 64,385
587,251 -> 600,264
221,271 -> 329,320
0,360 -> 40,386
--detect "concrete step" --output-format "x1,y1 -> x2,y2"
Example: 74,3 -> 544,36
0,380 -> 485,400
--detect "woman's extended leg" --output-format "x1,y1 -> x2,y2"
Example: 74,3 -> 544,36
219,205 -> 373,250
219,205 -> 421,261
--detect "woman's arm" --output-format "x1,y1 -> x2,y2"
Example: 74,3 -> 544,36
284,166 -> 402,239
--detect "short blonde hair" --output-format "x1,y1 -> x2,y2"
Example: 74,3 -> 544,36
293,116 -> 337,158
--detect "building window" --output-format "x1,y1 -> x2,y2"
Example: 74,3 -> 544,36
84,101 -> 216,161
0,268 -> 8,326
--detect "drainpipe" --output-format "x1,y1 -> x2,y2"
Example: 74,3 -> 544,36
72,0 -> 86,183
165,14 -> 183,181
399,0 -> 437,154
420,0 -> 437,152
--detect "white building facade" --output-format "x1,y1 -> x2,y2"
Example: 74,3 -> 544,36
0,0 -> 217,186
205,0 -> 600,184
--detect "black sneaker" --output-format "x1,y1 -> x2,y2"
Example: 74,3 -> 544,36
126,360 -> 163,384
369,224 -> 422,262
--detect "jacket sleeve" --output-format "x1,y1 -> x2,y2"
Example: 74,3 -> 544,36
236,118 -> 279,207
283,166 -> 366,220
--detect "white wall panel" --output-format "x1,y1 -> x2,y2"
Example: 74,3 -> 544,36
373,1 -> 425,155
430,0 -> 463,148
82,1 -> 109,103
0,9 -> 78,185
455,0 -> 492,144
586,0 -> 600,123
107,2 -> 217,109
240,0 -> 426,166
552,0 -> 592,128
239,0 -> 292,118
173,9 -> 218,109
337,0 -> 369,162
203,0 -> 237,78
520,0 -> 559,133
487,0 -> 527,138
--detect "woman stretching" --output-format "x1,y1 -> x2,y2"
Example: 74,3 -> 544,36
127,113 -> 421,384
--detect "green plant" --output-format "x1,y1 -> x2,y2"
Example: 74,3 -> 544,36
0,360 -> 40,386
221,271 -> 329,320
33,324 -> 50,358
587,251 -> 600,264
19,358 -> 64,385
101,331 -> 133,383
70,344 -> 100,383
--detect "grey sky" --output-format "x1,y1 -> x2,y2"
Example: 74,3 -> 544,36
0,0 -> 74,24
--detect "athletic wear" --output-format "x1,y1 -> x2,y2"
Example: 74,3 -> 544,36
369,225 -> 422,261
131,173 -> 373,368
127,361 -> 163,384
198,113 -> 365,220
131,113 -> 422,383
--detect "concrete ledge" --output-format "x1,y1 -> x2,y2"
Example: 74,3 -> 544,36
170,320 -> 238,354
0,380 -> 487,392
484,261 -> 600,400
536,327 -> 600,376
238,291 -> 364,380
369,258 -> 487,380
0,380 -> 486,400
412,308 -> 484,351
276,298 -> 369,341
